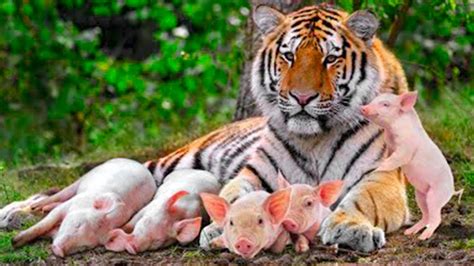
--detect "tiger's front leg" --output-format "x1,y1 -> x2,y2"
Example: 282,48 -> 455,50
319,169 -> 409,253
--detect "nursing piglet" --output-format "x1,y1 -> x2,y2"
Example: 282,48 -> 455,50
277,172 -> 343,252
105,169 -> 221,254
361,92 -> 463,240
12,158 -> 156,257
200,190 -> 291,259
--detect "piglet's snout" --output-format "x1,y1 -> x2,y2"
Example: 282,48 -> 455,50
360,106 -> 370,116
51,244 -> 65,258
283,219 -> 300,233
234,238 -> 255,256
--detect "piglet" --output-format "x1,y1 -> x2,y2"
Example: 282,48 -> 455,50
361,92 -> 463,240
0,188 -> 59,230
200,189 -> 291,259
277,172 -> 343,252
105,169 -> 221,254
12,158 -> 156,256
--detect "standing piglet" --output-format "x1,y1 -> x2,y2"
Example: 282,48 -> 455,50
277,172 -> 343,252
200,189 -> 291,259
361,92 -> 462,240
105,169 -> 221,254
12,158 -> 156,256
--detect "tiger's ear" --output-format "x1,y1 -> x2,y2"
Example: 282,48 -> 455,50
253,5 -> 285,34
345,10 -> 379,43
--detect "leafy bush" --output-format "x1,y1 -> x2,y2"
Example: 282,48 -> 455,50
0,0 -> 248,164
0,0 -> 472,167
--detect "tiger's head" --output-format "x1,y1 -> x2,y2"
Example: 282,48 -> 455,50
251,5 -> 384,136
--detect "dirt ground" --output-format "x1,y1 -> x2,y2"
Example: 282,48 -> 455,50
25,201 -> 471,265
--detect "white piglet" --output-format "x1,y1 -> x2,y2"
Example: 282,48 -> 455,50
105,169 -> 221,254
12,158 -> 156,257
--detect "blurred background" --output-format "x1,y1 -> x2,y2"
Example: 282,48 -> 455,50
0,0 -> 472,186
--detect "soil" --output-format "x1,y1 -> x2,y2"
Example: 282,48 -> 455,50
30,202 -> 474,265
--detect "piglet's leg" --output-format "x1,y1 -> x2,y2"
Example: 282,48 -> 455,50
31,181 -> 79,212
419,188 -> 446,240
294,234 -> 310,253
376,151 -> 410,172
404,191 -> 428,235
270,231 -> 290,254
12,206 -> 65,248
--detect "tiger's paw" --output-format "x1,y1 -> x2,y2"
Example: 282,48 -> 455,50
319,212 -> 386,253
199,222 -> 223,251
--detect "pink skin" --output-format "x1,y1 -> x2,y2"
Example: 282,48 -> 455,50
277,172 -> 344,252
200,190 -> 291,259
361,92 -> 460,240
105,169 -> 220,254
105,191 -> 202,254
12,159 -> 156,256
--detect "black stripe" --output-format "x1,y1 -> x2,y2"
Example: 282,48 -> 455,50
320,120 -> 368,179
330,168 -> 375,211
247,164 -> 274,192
206,126 -> 264,170
259,49 -> 267,88
342,36 -> 351,49
257,147 -> 279,173
357,52 -> 367,85
192,131 -> 224,170
220,136 -> 261,177
341,130 -> 383,180
228,155 -> 250,180
266,48 -> 274,86
321,20 -> 336,31
163,152 -> 186,177
319,8 -> 341,18
268,125 -> 319,181
348,51 -> 357,82
313,25 -> 333,36
147,161 -> 157,175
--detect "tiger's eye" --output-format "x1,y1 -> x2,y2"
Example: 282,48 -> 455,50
325,55 -> 337,64
283,52 -> 294,61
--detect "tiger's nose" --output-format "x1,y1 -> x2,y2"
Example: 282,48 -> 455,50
289,91 -> 318,106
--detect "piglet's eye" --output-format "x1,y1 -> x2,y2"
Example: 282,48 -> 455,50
258,218 -> 263,225
230,220 -> 234,226
382,102 -> 390,107
305,200 -> 313,207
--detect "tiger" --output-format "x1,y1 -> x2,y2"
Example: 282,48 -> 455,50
0,4 -> 410,254
144,4 -> 410,252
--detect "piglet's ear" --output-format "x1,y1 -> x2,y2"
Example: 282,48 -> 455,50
277,171 -> 291,189
93,194 -> 124,215
263,188 -> 291,225
314,180 -> 344,207
166,190 -> 190,214
200,193 -> 229,227
174,217 -> 202,245
399,91 -> 418,112
105,229 -> 136,254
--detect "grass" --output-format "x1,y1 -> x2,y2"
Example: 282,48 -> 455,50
0,86 -> 472,263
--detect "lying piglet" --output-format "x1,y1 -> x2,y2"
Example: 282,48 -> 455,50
361,92 -> 463,240
277,172 -> 343,252
12,158 -> 156,257
0,188 -> 59,230
200,189 -> 291,259
105,169 -> 221,254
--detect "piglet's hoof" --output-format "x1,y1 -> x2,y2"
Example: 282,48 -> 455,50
199,223 -> 223,250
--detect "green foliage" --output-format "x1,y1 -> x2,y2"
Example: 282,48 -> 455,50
0,0 -> 248,165
0,0 -> 472,170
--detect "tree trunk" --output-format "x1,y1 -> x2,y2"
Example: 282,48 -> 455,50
234,0 -> 319,121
